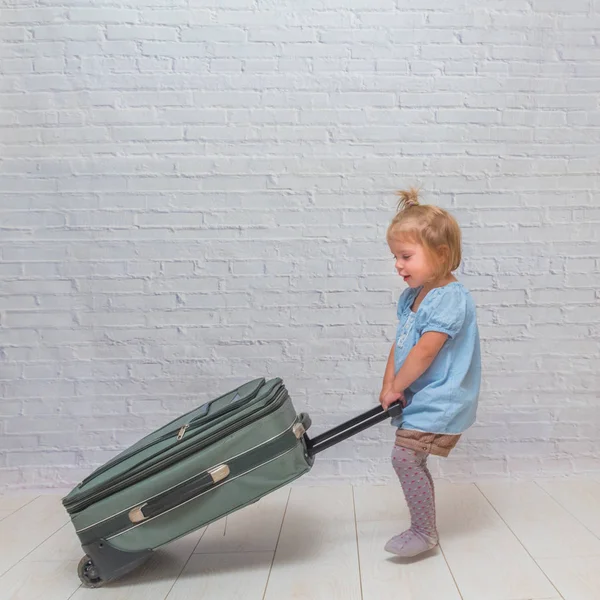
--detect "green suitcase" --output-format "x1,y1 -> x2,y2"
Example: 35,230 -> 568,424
62,377 -> 401,587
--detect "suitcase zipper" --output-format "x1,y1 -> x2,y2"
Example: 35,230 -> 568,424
72,380 -> 272,492
64,388 -> 289,514
176,425 -> 189,441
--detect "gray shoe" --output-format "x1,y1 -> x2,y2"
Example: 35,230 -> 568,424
384,529 -> 439,558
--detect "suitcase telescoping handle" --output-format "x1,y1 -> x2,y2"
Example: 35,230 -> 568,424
304,401 -> 403,458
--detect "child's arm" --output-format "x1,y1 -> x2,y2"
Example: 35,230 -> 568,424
380,332 -> 448,409
381,342 -> 395,391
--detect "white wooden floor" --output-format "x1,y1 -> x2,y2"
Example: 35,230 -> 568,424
1,480 -> 600,600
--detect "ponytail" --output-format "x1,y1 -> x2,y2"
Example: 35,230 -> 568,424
395,188 -> 420,212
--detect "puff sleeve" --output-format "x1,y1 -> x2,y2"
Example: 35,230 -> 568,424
416,285 -> 467,339
396,287 -> 415,319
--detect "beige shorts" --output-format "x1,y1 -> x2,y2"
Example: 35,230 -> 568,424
395,428 -> 461,457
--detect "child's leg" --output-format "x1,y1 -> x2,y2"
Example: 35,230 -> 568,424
422,458 -> 435,504
385,445 -> 438,557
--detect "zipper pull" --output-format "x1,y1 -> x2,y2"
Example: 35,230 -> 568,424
177,424 -> 189,441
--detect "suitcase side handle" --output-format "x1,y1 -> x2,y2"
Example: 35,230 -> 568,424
128,464 -> 231,524
304,402 -> 402,458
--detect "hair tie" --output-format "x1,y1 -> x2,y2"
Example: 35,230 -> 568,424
395,188 -> 420,211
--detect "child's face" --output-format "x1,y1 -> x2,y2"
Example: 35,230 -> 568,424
388,237 -> 436,288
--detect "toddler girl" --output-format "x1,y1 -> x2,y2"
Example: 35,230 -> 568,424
379,188 -> 481,558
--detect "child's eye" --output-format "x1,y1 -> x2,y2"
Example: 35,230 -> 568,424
402,255 -> 411,260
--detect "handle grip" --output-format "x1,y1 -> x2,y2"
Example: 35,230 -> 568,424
304,402 -> 402,458
128,464 -> 230,524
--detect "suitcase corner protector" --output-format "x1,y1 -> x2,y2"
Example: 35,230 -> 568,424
208,464 -> 230,483
293,422 -> 306,439
128,504 -> 148,524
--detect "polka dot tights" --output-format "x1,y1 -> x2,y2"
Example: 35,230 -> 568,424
385,445 -> 439,557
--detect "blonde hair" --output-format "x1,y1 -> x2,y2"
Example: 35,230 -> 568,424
386,188 -> 462,279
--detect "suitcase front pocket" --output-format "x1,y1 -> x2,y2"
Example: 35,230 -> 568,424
75,414 -> 304,546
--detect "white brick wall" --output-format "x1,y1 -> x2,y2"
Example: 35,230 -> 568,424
1,1 -> 599,489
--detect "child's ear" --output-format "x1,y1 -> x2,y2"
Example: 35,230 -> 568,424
437,245 -> 449,260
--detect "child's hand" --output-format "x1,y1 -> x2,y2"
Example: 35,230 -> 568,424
379,385 -> 392,405
380,387 -> 406,410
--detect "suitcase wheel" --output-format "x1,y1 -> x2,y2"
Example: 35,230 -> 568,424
78,554 -> 105,588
